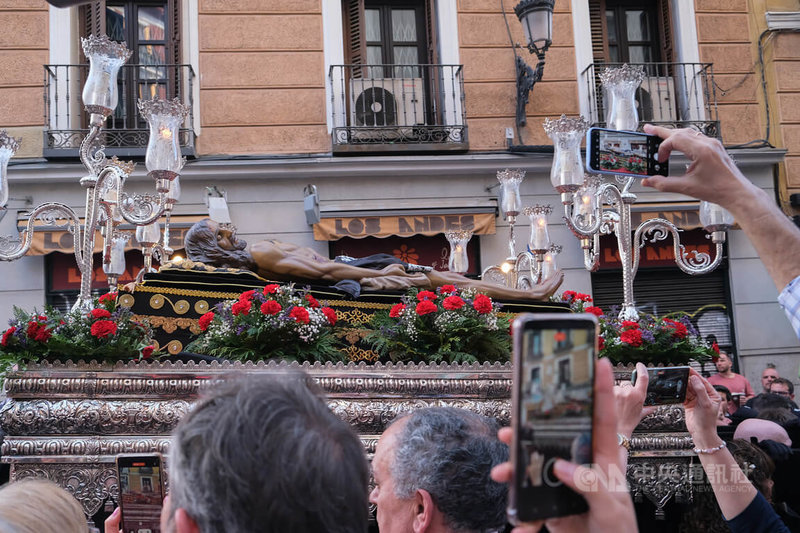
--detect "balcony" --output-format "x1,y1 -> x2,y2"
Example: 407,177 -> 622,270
329,64 -> 467,154
581,62 -> 720,138
44,63 -> 196,158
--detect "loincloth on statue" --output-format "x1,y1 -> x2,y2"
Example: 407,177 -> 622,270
120,259 -> 569,361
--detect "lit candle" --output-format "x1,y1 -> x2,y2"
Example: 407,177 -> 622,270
523,205 -> 553,253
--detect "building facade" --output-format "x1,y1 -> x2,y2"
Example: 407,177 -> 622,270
0,0 -> 798,383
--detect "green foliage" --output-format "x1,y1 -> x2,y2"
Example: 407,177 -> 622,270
366,286 -> 512,364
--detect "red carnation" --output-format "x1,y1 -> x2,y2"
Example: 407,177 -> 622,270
289,307 -> 310,324
389,303 -> 406,318
621,321 -> 640,329
711,342 -> 720,362
260,300 -> 282,315
263,284 -> 280,295
473,294 -> 493,314
440,285 -> 456,295
90,308 -> 112,319
37,315 -> 47,321
141,345 -> 154,359
417,290 -> 437,302
442,295 -> 465,311
620,328 -> 643,347
576,293 -> 593,302
305,294 -> 320,308
1,326 -> 16,347
98,292 -> 117,304
239,290 -> 257,302
585,306 -> 604,317
35,327 -> 52,343
663,318 -> 688,339
90,320 -> 117,339
416,300 -> 438,315
561,290 -> 576,302
322,307 -> 337,325
598,336 -> 605,350
198,312 -> 215,331
231,300 -> 252,316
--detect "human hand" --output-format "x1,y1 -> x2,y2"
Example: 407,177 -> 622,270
491,358 -> 638,533
683,369 -> 723,448
614,362 -> 656,439
104,507 -> 122,533
640,125 -> 753,210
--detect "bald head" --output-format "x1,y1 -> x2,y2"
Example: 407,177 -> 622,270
734,418 -> 792,447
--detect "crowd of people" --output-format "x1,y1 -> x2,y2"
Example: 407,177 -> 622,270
0,127 -> 799,532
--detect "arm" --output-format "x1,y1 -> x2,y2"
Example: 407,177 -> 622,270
614,362 -> 656,468
259,246 -> 410,282
642,125 -> 800,291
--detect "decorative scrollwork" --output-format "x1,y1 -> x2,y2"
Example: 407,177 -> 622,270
628,457 -> 693,520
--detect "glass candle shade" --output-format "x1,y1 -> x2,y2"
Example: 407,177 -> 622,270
497,169 -> 525,217
445,229 -> 473,274
699,200 -> 734,232
541,244 -> 562,280
573,176 -> 599,227
103,233 -> 130,277
514,0 -> 554,52
599,64 -> 645,131
166,176 -> 181,208
523,205 -> 552,253
543,115 -> 590,193
80,35 -> 131,117
138,98 -> 189,177
0,130 -> 21,208
136,220 -> 161,247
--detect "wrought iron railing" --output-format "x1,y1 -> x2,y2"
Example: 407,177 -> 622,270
581,62 -> 720,138
329,64 -> 467,152
44,63 -> 196,157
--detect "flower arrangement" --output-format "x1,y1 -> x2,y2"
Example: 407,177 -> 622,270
367,285 -> 512,364
185,284 -> 344,362
559,291 -> 716,366
0,292 -> 157,375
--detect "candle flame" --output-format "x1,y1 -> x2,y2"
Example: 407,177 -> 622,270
159,125 -> 172,140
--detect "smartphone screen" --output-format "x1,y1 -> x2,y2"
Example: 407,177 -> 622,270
586,127 -> 667,177
117,454 -> 164,533
637,366 -> 690,405
509,314 -> 597,524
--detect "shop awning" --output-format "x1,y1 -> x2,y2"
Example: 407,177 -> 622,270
313,210 -> 496,241
629,202 -> 702,230
17,214 -> 207,256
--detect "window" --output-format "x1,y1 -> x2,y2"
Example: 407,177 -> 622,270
363,2 -> 427,78
558,358 -> 572,387
590,0 -> 672,64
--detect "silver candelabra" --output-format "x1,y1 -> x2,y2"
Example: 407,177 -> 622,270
0,35 -> 188,308
548,65 -> 732,320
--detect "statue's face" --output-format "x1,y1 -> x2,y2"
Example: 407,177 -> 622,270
207,220 -> 245,251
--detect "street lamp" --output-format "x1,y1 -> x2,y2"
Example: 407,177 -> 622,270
513,0 -> 555,132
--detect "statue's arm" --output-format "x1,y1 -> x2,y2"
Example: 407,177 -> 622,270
268,255 -> 408,282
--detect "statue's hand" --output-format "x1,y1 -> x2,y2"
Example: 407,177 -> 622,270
378,263 -> 409,277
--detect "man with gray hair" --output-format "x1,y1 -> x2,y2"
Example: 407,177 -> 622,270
158,372 -> 370,533
370,407 -> 508,533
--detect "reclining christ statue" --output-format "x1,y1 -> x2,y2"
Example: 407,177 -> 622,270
182,219 -> 563,301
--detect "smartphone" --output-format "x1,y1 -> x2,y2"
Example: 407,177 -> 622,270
508,313 -> 598,524
632,366 -> 690,405
116,454 -> 165,533
585,127 -> 668,177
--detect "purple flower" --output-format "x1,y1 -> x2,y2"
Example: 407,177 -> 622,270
640,329 -> 656,344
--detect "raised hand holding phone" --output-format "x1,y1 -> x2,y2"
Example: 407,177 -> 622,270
586,127 -> 667,178
116,453 -> 165,533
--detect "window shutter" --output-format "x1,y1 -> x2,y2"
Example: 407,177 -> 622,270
588,0 -> 608,62
343,0 -> 366,77
168,0 -> 181,99
658,0 -> 674,64
80,1 -> 107,50
424,0 -> 437,65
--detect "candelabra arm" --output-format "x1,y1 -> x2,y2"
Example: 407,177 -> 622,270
632,218 -> 724,277
565,182 -> 624,238
79,119 -> 107,175
118,190 -> 168,226
0,203 -> 82,267
583,233 -> 600,272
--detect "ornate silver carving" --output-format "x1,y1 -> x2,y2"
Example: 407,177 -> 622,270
2,436 -> 171,458
13,463 -> 119,517
628,457 -> 693,520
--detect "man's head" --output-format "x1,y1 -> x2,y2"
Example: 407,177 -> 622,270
370,407 -> 508,533
183,218 -> 256,270
163,372 -> 369,533
714,352 -> 733,373
733,418 -> 792,447
769,378 -> 794,400
761,365 -> 780,393
713,384 -> 736,416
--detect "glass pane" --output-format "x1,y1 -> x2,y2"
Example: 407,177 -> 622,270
138,6 -> 166,41
366,46 -> 382,65
605,10 -> 617,45
392,9 -> 417,42
625,10 -> 650,41
608,45 -> 619,63
628,46 -> 652,64
106,6 -> 126,42
139,83 -> 167,101
365,9 -> 381,42
393,46 -> 418,66
139,45 -> 166,74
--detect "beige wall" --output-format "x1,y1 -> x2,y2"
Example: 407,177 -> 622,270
0,0 -> 48,158
195,0 -> 329,155
458,0 -> 577,150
